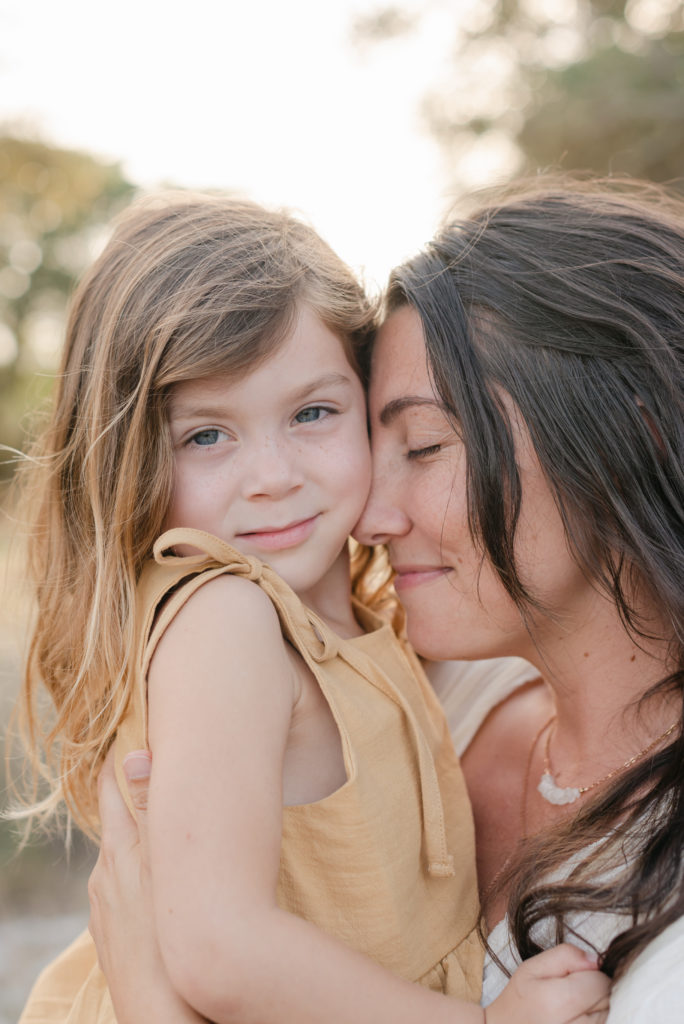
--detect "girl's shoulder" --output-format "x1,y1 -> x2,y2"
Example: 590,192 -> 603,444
154,567 -> 285,653
139,554 -> 292,692
138,529 -> 295,665
145,566 -> 300,726
183,569 -> 281,629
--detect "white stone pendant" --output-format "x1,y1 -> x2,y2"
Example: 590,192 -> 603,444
538,771 -> 581,805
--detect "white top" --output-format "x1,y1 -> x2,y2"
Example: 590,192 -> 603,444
427,657 -> 684,1023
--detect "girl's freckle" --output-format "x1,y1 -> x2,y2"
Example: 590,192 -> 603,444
583,652 -> 589,658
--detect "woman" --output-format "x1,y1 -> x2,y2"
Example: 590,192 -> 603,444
90,177 -> 684,1020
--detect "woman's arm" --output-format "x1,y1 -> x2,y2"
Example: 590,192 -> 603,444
89,750 -> 206,1024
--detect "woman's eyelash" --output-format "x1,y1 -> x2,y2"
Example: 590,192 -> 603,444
407,444 -> 441,460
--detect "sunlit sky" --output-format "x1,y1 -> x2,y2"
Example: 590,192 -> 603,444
0,0 -> 513,290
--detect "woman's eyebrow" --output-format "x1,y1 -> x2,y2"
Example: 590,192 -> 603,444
379,396 -> 441,426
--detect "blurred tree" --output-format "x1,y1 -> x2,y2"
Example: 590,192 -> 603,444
517,39 -> 684,182
352,0 -> 684,192
0,135 -> 135,479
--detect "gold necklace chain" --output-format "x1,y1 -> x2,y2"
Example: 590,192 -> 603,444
541,716 -> 678,801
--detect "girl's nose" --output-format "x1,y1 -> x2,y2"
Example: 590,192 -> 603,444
243,439 -> 303,500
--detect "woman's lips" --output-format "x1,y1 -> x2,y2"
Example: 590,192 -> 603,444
392,565 -> 453,591
236,515 -> 319,552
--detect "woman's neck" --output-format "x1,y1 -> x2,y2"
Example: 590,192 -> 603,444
522,586 -> 675,781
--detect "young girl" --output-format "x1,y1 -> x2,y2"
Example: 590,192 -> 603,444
15,193 -> 607,1024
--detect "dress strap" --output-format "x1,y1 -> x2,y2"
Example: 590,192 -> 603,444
341,642 -> 455,879
152,528 -> 338,663
153,528 -> 262,577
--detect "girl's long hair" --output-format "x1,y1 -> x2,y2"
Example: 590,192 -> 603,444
12,192 -> 377,836
387,177 -> 684,977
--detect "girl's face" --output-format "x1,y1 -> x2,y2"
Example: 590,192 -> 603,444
355,305 -> 592,662
165,306 -> 371,603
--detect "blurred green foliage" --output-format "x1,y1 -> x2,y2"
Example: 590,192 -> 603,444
518,39 -> 684,181
354,0 -> 684,192
0,135 -> 135,479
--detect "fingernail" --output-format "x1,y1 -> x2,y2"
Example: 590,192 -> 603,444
123,750 -> 152,780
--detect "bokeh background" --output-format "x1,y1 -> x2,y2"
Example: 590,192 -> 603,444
1,0 -> 683,1019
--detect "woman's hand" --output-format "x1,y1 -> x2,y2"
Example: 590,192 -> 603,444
89,748 -> 205,1024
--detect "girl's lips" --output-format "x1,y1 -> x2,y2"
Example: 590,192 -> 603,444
393,566 -> 452,591
237,515 -> 319,552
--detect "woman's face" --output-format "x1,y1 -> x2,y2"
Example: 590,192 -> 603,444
354,305 -> 592,663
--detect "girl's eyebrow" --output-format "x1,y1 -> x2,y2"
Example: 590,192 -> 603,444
169,372 -> 353,421
168,398 -> 227,422
289,371 -> 353,403
379,396 -> 442,426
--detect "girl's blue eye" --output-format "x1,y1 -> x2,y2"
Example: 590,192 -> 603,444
407,444 -> 441,460
295,406 -> 328,424
190,429 -> 221,446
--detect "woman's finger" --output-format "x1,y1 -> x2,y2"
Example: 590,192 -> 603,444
97,747 -> 139,857
89,750 -> 153,950
122,749 -> 153,835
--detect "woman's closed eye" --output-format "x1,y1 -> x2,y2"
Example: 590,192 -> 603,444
407,443 -> 442,460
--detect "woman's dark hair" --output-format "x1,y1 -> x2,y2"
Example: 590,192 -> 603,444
387,177 -> 684,978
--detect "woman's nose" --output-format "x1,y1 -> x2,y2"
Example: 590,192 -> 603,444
353,466 -> 411,546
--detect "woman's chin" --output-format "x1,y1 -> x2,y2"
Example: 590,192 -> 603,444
405,622 -> 464,663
